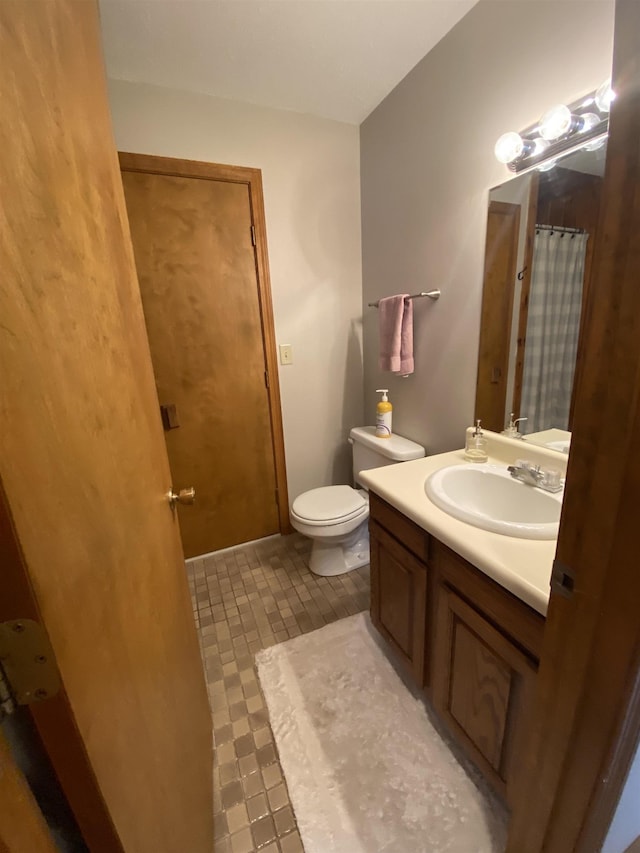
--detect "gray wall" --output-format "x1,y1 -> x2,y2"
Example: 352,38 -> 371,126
360,0 -> 614,454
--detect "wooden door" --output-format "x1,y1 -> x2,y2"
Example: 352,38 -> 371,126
431,586 -> 538,806
0,4 -> 212,852
475,201 -> 521,432
0,730 -> 57,853
507,3 -> 640,849
120,156 -> 287,558
369,520 -> 427,685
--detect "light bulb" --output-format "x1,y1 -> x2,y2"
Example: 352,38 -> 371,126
595,78 -> 616,113
539,104 -> 572,141
578,112 -> 601,133
494,132 -> 525,164
538,159 -> 558,173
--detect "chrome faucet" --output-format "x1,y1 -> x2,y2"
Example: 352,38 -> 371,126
507,460 -> 563,493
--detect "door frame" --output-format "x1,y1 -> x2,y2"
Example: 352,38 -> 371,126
118,153 -> 291,539
474,199 -> 521,432
506,1 -> 640,849
0,726 -> 59,853
511,172 -> 538,420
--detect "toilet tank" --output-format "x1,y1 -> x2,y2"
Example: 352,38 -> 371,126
349,426 -> 425,487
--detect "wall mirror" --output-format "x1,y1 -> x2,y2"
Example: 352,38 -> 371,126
475,140 -> 607,452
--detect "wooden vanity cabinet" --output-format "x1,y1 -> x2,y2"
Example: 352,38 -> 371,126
431,553 -> 542,805
368,492 -> 546,807
369,494 -> 429,686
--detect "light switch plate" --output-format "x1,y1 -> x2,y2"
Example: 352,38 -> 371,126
279,344 -> 293,365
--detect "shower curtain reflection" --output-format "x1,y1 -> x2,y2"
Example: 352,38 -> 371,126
521,228 -> 589,434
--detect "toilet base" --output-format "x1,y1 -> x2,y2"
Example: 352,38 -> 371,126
308,525 -> 370,577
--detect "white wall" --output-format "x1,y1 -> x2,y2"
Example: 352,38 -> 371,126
107,79 -> 363,504
603,740 -> 640,853
360,0 -> 615,454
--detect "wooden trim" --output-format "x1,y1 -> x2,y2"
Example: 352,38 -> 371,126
506,3 -> 640,850
118,152 -> 261,186
118,152 -> 291,534
511,172 -> 539,419
0,480 -> 123,852
0,729 -> 58,852
248,168 -> 292,533
580,663 -> 640,851
475,200 -> 521,431
625,837 -> 640,853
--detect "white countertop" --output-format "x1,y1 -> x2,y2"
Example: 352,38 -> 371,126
360,432 -> 567,616
524,428 -> 571,453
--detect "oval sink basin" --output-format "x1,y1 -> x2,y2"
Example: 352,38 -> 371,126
425,463 -> 562,540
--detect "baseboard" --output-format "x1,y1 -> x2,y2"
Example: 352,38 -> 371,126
185,533 -> 282,563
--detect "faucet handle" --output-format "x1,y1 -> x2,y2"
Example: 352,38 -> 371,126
515,458 -> 535,470
541,468 -> 562,490
509,460 -> 564,492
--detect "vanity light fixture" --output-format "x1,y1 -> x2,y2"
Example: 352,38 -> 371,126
494,132 -> 549,164
494,78 -> 614,173
538,104 -> 600,141
595,78 -> 616,113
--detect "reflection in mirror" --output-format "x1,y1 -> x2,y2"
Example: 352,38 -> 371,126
475,141 -> 607,450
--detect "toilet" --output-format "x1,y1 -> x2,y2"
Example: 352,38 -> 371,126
290,426 -> 425,576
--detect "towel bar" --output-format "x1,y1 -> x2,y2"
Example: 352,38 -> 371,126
368,289 -> 441,308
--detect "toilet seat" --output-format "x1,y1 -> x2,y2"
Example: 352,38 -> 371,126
289,485 -> 370,575
291,485 -> 368,528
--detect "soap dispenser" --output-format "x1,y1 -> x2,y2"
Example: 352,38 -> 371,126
375,389 -> 392,438
501,413 -> 528,439
464,419 -> 488,463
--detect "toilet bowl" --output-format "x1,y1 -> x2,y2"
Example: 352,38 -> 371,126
290,426 -> 426,577
290,485 -> 370,576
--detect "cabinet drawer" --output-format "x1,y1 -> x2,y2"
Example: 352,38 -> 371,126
369,492 -> 429,563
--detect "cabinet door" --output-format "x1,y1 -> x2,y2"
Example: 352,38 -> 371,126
369,520 -> 427,685
432,585 -> 538,804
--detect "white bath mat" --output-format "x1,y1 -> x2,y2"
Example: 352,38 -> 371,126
256,612 -> 507,853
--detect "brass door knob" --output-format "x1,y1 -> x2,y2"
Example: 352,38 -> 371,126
168,487 -> 196,509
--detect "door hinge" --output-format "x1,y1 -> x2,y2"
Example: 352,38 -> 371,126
250,225 -> 256,247
550,559 -> 576,599
264,370 -> 270,389
0,620 -> 62,720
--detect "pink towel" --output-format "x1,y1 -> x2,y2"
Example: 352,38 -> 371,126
378,294 -> 414,375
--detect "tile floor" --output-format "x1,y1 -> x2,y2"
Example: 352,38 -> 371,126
187,532 -> 370,853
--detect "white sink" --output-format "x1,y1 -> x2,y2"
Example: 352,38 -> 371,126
425,463 -> 562,540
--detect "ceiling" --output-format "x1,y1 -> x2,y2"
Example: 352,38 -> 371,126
99,0 -> 477,125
